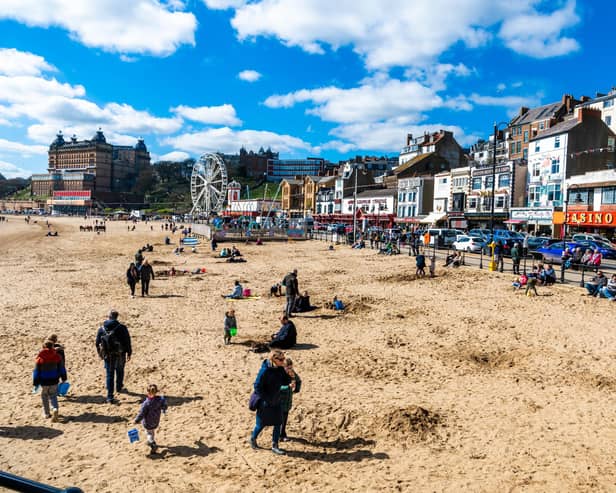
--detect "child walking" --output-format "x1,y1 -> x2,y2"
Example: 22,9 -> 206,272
33,340 -> 67,421
224,309 -> 237,345
134,384 -> 167,454
279,358 -> 301,442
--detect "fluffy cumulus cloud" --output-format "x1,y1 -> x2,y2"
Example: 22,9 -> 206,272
0,0 -> 196,56
0,48 -> 57,76
171,104 -> 242,126
203,0 -> 247,8
163,127 -> 312,155
238,70 -> 262,82
0,159 -> 32,178
0,138 -> 47,156
159,150 -> 191,162
224,0 -> 580,69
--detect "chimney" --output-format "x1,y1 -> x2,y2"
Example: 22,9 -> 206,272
578,107 -> 602,122
519,106 -> 529,116
406,133 -> 413,146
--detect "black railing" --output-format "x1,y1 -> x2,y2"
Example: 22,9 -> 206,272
0,471 -> 83,493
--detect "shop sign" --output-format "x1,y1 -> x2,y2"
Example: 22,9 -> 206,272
510,208 -> 552,221
472,165 -> 509,177
566,212 -> 615,226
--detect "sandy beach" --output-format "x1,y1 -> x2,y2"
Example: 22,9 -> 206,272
1,216 -> 616,492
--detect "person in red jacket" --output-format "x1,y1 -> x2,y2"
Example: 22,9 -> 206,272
33,340 -> 67,421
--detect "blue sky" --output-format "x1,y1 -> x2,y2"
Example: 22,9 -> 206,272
0,0 -> 613,178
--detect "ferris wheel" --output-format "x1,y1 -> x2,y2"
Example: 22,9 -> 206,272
190,153 -> 228,216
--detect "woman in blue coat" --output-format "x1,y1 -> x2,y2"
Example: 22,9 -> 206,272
250,349 -> 293,455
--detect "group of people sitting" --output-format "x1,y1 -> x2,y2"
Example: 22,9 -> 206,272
584,271 -> 616,300
378,241 -> 400,255
444,251 -> 463,268
562,247 -> 602,271
512,263 -> 557,296
220,245 -> 241,258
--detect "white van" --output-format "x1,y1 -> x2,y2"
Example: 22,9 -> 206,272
426,228 -> 458,246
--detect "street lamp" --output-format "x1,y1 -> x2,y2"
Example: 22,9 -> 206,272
352,164 -> 367,242
490,122 -> 510,238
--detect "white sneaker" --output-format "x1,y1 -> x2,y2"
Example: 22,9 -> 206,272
51,408 -> 59,422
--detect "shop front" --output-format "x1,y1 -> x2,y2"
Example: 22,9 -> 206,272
509,207 -> 554,235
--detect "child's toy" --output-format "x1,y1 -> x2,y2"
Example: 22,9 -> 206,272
127,428 -> 140,443
230,327 -> 238,336
57,381 -> 70,396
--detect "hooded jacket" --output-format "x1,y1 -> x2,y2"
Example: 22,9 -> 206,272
96,319 -> 132,358
135,395 -> 167,430
33,347 -> 67,386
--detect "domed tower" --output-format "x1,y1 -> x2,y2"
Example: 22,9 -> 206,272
135,137 -> 147,152
227,179 -> 241,203
92,128 -> 106,143
50,131 -> 65,148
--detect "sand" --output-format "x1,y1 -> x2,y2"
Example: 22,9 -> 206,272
1,216 -> 616,492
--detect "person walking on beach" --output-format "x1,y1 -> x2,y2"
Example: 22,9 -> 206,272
279,357 -> 301,442
511,242 -> 521,275
250,350 -> 294,455
139,260 -> 154,297
96,310 -> 132,403
134,383 -> 167,454
282,269 -> 299,318
223,309 -> 238,345
126,262 -> 139,298
33,340 -> 67,421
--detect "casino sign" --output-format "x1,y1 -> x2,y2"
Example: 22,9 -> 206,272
565,212 -> 615,227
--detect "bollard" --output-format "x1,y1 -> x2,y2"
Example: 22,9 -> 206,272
479,246 -> 483,269
579,264 -> 585,288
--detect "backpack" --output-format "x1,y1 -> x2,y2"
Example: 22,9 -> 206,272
98,325 -> 124,359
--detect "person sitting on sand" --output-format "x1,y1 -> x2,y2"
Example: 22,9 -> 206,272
220,247 -> 231,258
293,291 -> 315,313
444,251 -> 461,267
255,238 -> 263,246
223,280 -> 243,299
540,264 -> 556,286
231,245 -> 241,257
270,315 -> 297,349
512,273 -> 528,290
270,283 -> 282,297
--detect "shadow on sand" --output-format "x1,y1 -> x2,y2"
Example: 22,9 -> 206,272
0,425 -> 63,440
66,412 -> 128,424
149,440 -> 221,460
290,437 -> 376,449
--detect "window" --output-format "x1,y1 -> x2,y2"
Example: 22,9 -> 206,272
523,148 -> 528,160
602,186 -> 616,204
498,173 -> 510,188
539,121 -> 545,130
516,141 -> 522,153
439,177 -> 448,184
408,191 -> 416,202
496,196 -> 506,208
535,142 -> 540,153
551,158 -> 560,174
571,189 -> 592,205
528,186 -> 540,204
547,184 -> 561,202
398,206 -> 403,217
523,130 -> 529,143
485,175 -> 493,189
398,193 -> 404,202
554,136 -> 560,148
604,99 -> 614,108
468,197 -> 478,209
472,177 -> 482,190
607,116 -> 612,126
510,143 -> 517,155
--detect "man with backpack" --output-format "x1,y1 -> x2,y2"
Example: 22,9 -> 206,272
96,309 -> 132,403
282,269 -> 298,318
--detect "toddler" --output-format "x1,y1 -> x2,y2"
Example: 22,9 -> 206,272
224,309 -> 238,345
134,384 -> 168,454
33,340 -> 67,421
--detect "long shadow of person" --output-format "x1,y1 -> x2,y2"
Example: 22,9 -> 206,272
290,437 -> 376,449
0,426 -> 63,440
66,412 -> 128,424
148,440 -> 221,460
284,448 -> 389,463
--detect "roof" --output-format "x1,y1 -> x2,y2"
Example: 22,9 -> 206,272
394,152 -> 435,176
530,117 -> 580,141
510,101 -> 564,126
282,179 -> 303,186
355,188 -> 396,199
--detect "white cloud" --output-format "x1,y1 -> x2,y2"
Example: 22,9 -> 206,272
238,70 -> 262,82
171,104 -> 242,126
203,0 -> 247,9
158,151 -> 191,161
0,159 -> 31,178
265,76 -> 443,124
226,0 -> 580,70
0,48 -> 56,76
163,127 -> 312,155
0,75 -> 85,104
500,0 -> 580,58
0,1 -> 196,56
0,138 -> 47,156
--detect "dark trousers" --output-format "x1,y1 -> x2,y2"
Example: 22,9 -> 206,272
142,279 -> 150,296
512,260 -> 520,275
128,281 -> 136,296
104,354 -> 126,400
280,411 -> 289,438
285,295 -> 295,317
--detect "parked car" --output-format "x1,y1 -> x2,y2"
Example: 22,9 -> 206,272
534,241 -> 575,264
527,236 -> 560,251
452,235 -> 486,252
572,233 -> 614,245
469,228 -> 491,240
575,240 -> 616,260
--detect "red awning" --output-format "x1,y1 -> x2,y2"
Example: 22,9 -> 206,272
503,219 -> 526,224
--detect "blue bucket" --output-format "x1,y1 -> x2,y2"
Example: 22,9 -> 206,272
57,381 -> 70,396
127,428 -> 140,443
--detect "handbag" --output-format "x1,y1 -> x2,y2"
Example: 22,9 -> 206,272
248,392 -> 261,412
